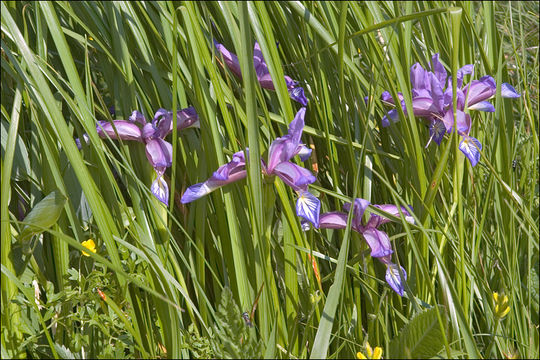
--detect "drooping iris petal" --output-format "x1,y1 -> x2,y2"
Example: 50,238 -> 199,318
295,144 -> 312,162
361,227 -> 393,258
161,106 -> 200,136
96,121 -> 143,142
272,161 -> 316,191
442,109 -> 471,135
319,211 -> 348,229
214,41 -> 242,78
385,263 -> 407,296
381,109 -> 399,127
501,83 -> 520,98
266,107 -> 306,172
296,190 -> 321,228
459,136 -> 482,167
151,172 -> 169,206
366,204 -> 415,228
431,53 -> 448,86
145,138 -> 173,169
468,101 -> 495,112
289,86 -> 308,106
428,119 -> 446,146
181,151 -> 248,203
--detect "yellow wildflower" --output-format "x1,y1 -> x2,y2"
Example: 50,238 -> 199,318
493,292 -> 510,320
357,343 -> 383,359
81,239 -> 96,257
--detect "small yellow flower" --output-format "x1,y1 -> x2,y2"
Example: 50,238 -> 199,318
493,292 -> 510,320
357,343 -> 383,359
81,239 -> 96,257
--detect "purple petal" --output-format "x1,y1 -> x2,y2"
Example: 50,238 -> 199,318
176,106 -> 200,130
253,42 -> 269,79
300,219 -> 311,232
145,138 -> 173,169
96,121 -> 143,142
381,109 -> 399,127
384,263 -> 407,296
319,212 -> 348,229
442,110 -> 471,135
456,64 -> 474,88
428,119 -> 446,146
410,63 -> 428,91
411,97 -> 440,118
361,227 -> 393,258
267,107 -> 306,172
501,83 -> 520,98
465,75 -> 496,106
295,144 -> 312,162
468,101 -> 495,112
429,72 -> 444,112
366,204 -> 415,228
129,110 -> 147,126
151,173 -> 169,206
381,91 -> 404,105
273,161 -> 316,191
343,198 -> 371,229
431,54 -> 448,88
142,122 -> 155,140
296,190 -> 321,228
152,108 -> 172,138
459,136 -> 482,167
289,86 -> 308,106
258,73 -> 275,90
215,41 -> 242,78
181,151 -> 248,203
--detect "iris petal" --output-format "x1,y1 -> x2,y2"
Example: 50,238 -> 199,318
296,190 -> 321,228
319,212 -> 348,229
151,174 -> 169,206
501,83 -> 520,98
468,101 -> 495,112
96,121 -> 143,142
459,136 -> 482,167
429,120 -> 446,145
295,144 -> 312,162
273,161 -> 316,191
145,138 -> 173,169
289,86 -> 308,106
385,264 -> 407,296
361,227 -> 393,258
267,107 -> 306,172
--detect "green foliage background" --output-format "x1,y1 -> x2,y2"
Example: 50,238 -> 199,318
1,1 -> 538,358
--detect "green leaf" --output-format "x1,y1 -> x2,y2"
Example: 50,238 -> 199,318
389,305 -> 448,359
19,190 -> 67,242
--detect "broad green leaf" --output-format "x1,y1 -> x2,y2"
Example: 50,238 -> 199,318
19,190 -> 67,242
389,305 -> 448,359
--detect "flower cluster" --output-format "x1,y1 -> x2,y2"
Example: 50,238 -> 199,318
77,107 -> 199,205
318,198 -> 414,296
215,41 -> 308,106
181,107 -> 321,229
80,47 -> 518,298
381,54 -> 520,166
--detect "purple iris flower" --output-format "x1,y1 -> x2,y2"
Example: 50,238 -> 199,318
317,198 -> 415,296
381,54 -> 520,167
181,107 -> 320,228
77,107 -> 199,206
214,41 -> 308,106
